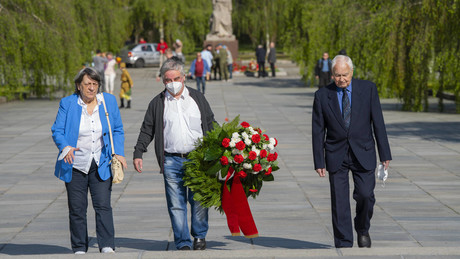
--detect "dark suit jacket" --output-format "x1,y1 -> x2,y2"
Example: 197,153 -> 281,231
312,79 -> 392,172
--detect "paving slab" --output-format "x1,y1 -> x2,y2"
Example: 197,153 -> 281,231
0,64 -> 460,258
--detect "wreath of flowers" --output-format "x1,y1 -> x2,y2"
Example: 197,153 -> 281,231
183,116 -> 279,211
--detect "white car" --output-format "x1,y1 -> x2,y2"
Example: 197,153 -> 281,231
120,43 -> 160,68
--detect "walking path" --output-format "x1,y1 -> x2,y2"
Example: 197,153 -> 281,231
1,63 -> 460,258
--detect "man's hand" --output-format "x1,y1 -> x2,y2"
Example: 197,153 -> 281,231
316,168 -> 326,177
382,160 -> 390,170
133,158 -> 143,173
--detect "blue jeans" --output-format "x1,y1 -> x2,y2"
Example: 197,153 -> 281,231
163,155 -> 209,249
195,76 -> 206,94
228,64 -> 233,79
65,160 -> 114,252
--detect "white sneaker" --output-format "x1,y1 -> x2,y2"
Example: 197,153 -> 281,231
74,251 -> 86,255
101,247 -> 115,253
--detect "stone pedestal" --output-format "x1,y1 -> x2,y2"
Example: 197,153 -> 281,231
204,35 -> 239,61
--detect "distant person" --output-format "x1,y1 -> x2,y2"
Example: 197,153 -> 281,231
212,45 -> 221,80
267,42 -> 277,77
92,50 -> 107,91
217,44 -> 228,81
224,45 -> 233,79
189,52 -> 210,94
315,52 -> 332,88
255,44 -> 266,78
338,49 -> 347,55
119,62 -> 133,108
133,57 -> 216,251
201,44 -> 213,80
104,52 -> 117,95
139,37 -> 147,44
157,38 -> 169,68
51,67 -> 127,254
312,55 -> 392,248
173,39 -> 185,62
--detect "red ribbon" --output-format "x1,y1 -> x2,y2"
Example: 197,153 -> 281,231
221,168 -> 259,238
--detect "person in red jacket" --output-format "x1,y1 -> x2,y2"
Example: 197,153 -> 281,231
157,38 -> 169,67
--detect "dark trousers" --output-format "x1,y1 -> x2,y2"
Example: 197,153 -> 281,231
328,150 -> 375,248
318,71 -> 331,88
65,160 -> 114,252
270,62 -> 276,77
258,61 -> 266,77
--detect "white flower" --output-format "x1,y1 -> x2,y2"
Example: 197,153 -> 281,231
263,144 -> 268,150
268,144 -> 275,151
243,163 -> 252,169
229,140 -> 236,148
241,132 -> 249,139
269,137 -> 276,145
251,146 -> 260,156
244,138 -> 252,146
232,132 -> 240,139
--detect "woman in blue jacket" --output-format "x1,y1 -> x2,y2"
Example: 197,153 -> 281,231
51,67 -> 127,254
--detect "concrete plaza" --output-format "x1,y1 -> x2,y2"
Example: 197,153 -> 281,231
1,62 -> 460,258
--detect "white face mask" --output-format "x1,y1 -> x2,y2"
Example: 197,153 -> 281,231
165,81 -> 183,95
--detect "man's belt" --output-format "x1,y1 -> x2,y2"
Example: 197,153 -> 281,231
164,152 -> 190,158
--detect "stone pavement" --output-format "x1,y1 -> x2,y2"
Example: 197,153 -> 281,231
1,62 -> 460,259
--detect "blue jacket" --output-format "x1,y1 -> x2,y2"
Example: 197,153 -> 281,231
51,93 -> 125,182
189,59 -> 210,77
312,79 -> 392,172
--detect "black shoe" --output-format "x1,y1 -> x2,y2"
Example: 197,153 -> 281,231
357,233 -> 371,248
126,100 -> 131,109
193,238 -> 206,250
178,246 -> 191,250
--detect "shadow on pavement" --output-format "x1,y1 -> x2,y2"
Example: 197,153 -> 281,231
386,121 -> 460,143
225,236 -> 331,249
0,243 -> 71,255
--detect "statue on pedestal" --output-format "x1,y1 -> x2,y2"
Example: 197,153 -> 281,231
207,0 -> 235,40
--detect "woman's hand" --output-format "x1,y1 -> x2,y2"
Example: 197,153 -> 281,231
64,146 -> 80,164
115,155 -> 128,170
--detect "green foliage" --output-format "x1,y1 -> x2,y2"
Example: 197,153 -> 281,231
279,0 -> 460,112
0,0 -> 131,99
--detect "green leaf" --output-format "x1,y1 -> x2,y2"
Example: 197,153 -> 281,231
204,146 -> 223,161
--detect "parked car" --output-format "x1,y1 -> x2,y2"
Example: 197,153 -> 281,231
119,43 -> 160,68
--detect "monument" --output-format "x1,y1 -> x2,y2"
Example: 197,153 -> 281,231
204,0 -> 238,60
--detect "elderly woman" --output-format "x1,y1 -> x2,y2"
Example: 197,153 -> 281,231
51,67 -> 127,254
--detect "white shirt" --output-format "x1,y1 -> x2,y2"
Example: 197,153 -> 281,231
201,50 -> 213,69
163,87 -> 203,154
72,94 -> 104,173
104,59 -> 117,75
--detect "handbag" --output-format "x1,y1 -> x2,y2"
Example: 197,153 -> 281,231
101,94 -> 124,184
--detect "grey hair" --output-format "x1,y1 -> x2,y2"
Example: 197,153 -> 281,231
74,67 -> 101,94
331,55 -> 354,73
160,57 -> 185,81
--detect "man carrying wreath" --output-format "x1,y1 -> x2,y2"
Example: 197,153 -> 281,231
133,57 -> 216,250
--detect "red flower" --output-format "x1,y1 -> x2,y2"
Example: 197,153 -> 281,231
234,154 -> 244,164
222,138 -> 230,148
248,151 -> 257,160
265,167 -> 272,175
241,121 -> 250,128
257,128 -> 262,134
238,171 -> 247,178
249,189 -> 258,193
253,164 -> 262,172
251,134 -> 261,143
267,153 -> 276,162
220,156 -> 229,165
274,152 -> 278,160
263,134 -> 269,141
225,117 -> 229,122
260,149 -> 267,158
274,138 -> 278,147
235,141 -> 246,151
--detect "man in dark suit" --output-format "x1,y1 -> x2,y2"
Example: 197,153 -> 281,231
312,55 -> 392,248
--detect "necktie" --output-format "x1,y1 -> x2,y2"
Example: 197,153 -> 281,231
342,89 -> 351,129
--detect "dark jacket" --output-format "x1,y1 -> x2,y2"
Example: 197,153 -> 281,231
315,58 -> 332,76
312,79 -> 392,172
133,86 -> 215,173
256,47 -> 266,63
268,47 -> 276,63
